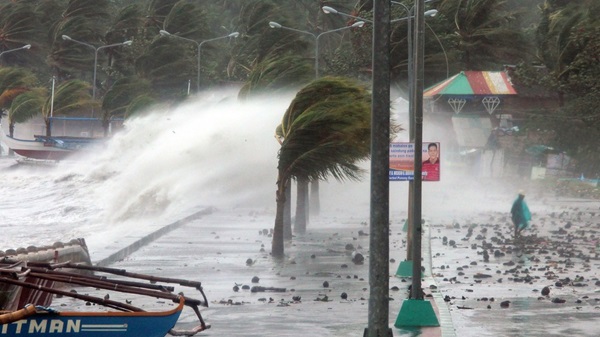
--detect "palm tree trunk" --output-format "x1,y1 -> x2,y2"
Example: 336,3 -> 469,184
310,180 -> 320,218
294,176 -> 308,234
273,174 -> 288,258
7,122 -> 15,156
283,183 -> 292,240
45,118 -> 52,137
103,118 -> 110,138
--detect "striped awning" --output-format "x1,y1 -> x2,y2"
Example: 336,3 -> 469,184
424,71 -> 517,97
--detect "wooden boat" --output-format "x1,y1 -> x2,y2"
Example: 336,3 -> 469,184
0,239 -> 92,311
0,260 -> 210,336
0,297 -> 186,337
0,133 -> 102,161
1,116 -> 122,161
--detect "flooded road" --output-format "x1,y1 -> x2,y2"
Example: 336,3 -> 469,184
49,194 -> 599,336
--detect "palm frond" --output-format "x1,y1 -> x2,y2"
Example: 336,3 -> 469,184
9,87 -> 46,124
278,76 -> 371,183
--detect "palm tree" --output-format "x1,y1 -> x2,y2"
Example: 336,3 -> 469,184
101,76 -> 151,116
1,72 -> 92,137
533,1 -> 589,105
102,4 -> 145,77
239,54 -> 313,99
125,94 -> 158,118
7,87 -> 46,137
0,1 -> 43,68
0,68 -> 39,141
135,38 -> 193,100
48,0 -> 111,73
0,68 -> 38,109
437,0 -> 530,70
40,80 -> 94,136
272,77 -> 372,258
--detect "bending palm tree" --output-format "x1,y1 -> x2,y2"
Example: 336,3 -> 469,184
40,80 -> 94,136
0,67 -> 38,138
273,77 -> 371,258
7,88 -> 46,137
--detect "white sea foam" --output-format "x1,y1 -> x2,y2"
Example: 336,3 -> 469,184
0,88 -> 291,252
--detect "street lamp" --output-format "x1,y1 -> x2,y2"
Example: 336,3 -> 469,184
322,5 -> 437,23
159,30 -> 239,93
0,44 -> 31,60
323,5 -> 443,265
269,20 -> 365,220
268,21 -> 365,78
61,35 -> 133,119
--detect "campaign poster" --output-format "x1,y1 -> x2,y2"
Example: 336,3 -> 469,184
389,142 -> 440,181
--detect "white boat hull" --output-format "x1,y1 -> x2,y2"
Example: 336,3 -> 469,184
2,133 -> 75,161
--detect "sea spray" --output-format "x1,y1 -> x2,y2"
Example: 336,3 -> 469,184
0,88 -> 291,253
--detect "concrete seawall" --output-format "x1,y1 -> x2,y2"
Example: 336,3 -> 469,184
94,207 -> 214,267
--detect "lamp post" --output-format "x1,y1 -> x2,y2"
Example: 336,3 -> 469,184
61,35 -> 132,119
389,1 -> 447,269
322,5 -> 437,23
268,21 -> 365,78
324,2 -> 441,267
0,44 -> 31,61
325,1 -> 441,332
394,0 -> 440,328
269,21 -> 365,223
159,30 -> 239,93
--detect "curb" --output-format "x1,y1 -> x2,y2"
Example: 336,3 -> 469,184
422,222 -> 457,337
95,208 -> 214,267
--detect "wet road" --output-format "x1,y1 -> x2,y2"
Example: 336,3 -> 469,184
430,198 -> 600,337
58,209 -> 440,336
54,197 -> 599,336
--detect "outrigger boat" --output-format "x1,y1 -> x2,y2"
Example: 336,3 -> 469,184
0,239 -> 92,311
1,116 -> 123,161
0,260 -> 210,336
0,133 -> 103,161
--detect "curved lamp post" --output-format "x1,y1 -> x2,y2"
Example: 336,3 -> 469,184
62,35 -> 133,119
322,5 -> 437,23
0,44 -> 31,60
268,21 -> 365,78
159,30 -> 239,93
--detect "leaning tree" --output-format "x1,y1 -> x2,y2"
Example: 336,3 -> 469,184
272,76 -> 372,258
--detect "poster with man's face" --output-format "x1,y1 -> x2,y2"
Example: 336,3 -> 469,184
389,142 -> 440,181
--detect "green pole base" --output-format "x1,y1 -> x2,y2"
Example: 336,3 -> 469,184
402,219 -> 408,232
395,260 -> 413,277
395,299 -> 440,327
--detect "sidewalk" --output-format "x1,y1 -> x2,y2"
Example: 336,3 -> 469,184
427,198 -> 600,337
59,197 -> 600,336
65,209 -> 446,336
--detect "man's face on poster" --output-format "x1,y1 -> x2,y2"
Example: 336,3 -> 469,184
428,145 -> 438,163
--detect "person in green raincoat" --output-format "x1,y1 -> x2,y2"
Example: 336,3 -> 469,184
511,190 -> 531,239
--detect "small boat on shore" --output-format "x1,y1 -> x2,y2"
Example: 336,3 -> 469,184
1,116 -> 123,161
0,239 -> 92,311
0,260 -> 210,336
0,133 -> 101,161
0,296 -> 187,337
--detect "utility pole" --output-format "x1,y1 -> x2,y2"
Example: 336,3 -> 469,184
410,0 -> 425,302
366,0 -> 392,336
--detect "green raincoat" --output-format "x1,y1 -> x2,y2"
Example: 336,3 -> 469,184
511,196 -> 531,229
